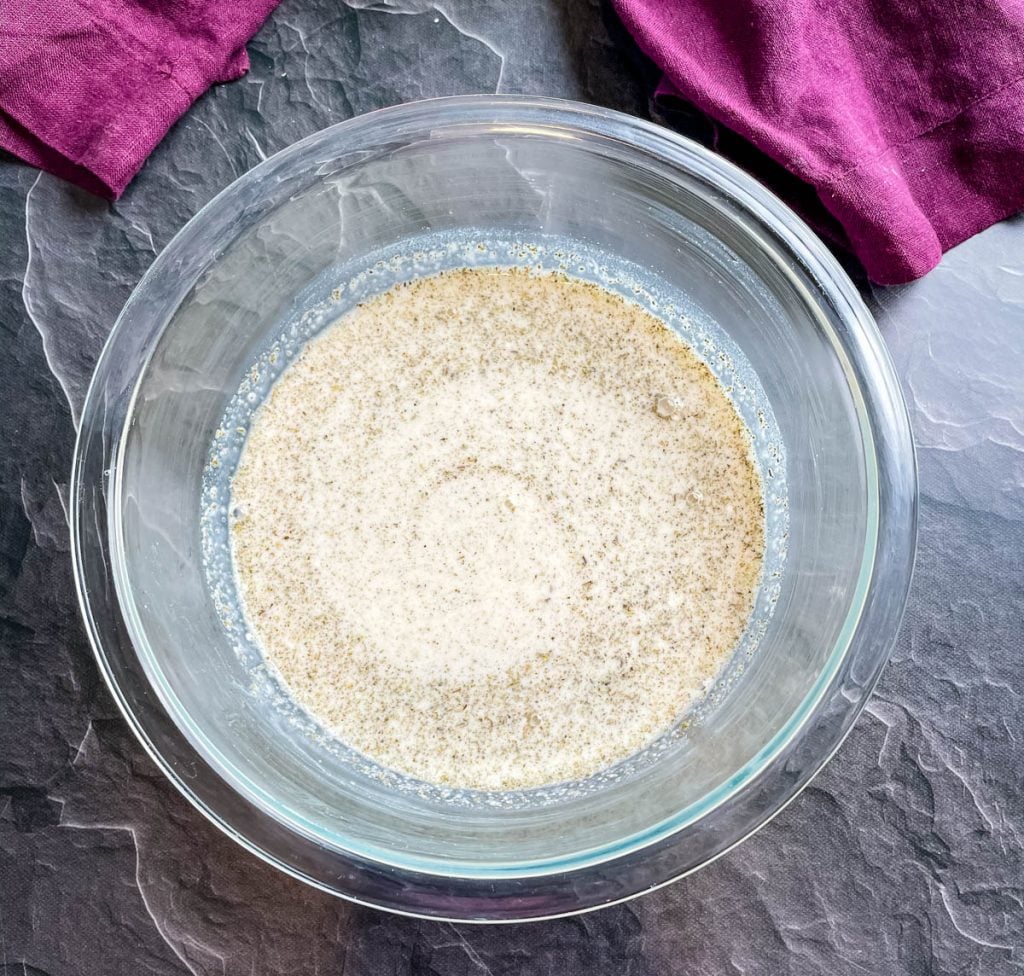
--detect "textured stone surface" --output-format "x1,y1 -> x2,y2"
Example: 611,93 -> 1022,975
0,1 -> 1021,973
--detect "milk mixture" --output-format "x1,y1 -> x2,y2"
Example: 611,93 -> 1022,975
229,268 -> 765,789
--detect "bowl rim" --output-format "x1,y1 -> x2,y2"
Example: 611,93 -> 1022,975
71,93 -> 917,920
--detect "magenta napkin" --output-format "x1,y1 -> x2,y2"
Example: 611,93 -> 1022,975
0,0 -> 280,198
614,0 -> 1024,284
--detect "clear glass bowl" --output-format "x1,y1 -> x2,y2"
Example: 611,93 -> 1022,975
71,96 -> 916,921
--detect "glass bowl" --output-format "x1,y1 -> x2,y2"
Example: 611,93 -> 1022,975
71,96 -> 916,921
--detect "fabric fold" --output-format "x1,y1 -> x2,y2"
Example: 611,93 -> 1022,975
615,0 -> 1024,284
0,0 -> 279,198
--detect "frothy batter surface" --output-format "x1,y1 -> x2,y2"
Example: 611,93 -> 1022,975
230,268 -> 764,789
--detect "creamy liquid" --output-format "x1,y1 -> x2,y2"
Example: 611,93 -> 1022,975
230,268 -> 764,789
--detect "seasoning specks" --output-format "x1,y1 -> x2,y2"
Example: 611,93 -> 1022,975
230,267 -> 765,790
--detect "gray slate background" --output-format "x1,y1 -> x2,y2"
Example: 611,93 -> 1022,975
1,1 -> 1022,973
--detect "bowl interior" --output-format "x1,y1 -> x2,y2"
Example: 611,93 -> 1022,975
111,110 -> 873,876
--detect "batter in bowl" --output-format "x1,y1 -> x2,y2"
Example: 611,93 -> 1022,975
230,267 -> 764,789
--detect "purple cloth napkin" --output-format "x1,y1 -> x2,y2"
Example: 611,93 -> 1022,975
614,0 -> 1024,284
0,0 -> 280,198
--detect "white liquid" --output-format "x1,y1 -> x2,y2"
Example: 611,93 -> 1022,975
231,268 -> 764,789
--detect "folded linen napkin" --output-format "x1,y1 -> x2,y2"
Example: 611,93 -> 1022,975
614,0 -> 1024,283
0,0 -> 280,198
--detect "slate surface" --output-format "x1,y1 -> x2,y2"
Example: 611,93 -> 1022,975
1,1 -> 1021,973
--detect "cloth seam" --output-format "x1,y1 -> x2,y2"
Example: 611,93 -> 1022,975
0,58 -> 187,175
73,0 -> 204,101
0,2 -> 205,175
0,103 -> 93,174
0,108 -> 114,195
823,68 -> 1024,185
